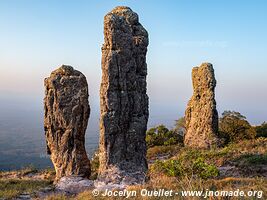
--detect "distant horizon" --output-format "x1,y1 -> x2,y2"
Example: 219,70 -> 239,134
1,0 -> 267,127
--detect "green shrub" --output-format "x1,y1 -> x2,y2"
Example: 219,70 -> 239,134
192,158 -> 219,179
153,160 -> 184,177
174,117 -> 186,136
219,111 -> 256,144
146,125 -> 183,148
163,137 -> 177,146
152,157 -> 219,179
255,122 -> 267,138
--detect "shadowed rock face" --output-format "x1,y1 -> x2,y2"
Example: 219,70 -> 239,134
184,63 -> 219,149
44,65 -> 90,181
99,6 -> 149,183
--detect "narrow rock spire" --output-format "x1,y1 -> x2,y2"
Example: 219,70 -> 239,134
99,6 -> 149,184
185,63 -> 219,149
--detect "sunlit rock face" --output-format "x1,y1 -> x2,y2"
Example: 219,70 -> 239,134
99,6 -> 149,184
185,63 -> 219,149
44,65 -> 91,181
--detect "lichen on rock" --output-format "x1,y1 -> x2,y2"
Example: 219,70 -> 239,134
99,6 -> 149,184
184,63 -> 219,149
44,65 -> 91,181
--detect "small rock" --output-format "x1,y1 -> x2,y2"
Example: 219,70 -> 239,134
219,165 -> 240,177
15,193 -> 31,200
95,166 -> 146,190
56,176 -> 94,194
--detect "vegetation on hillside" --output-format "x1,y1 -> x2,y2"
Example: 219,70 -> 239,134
0,110 -> 266,199
0,166 -> 54,199
255,122 -> 267,138
47,138 -> 267,200
146,117 -> 185,148
218,111 -> 256,144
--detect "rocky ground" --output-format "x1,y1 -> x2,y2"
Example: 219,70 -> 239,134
0,138 -> 266,200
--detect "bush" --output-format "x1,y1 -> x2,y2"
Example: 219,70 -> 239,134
151,155 -> 219,179
219,111 -> 256,144
153,160 -> 184,177
192,158 -> 219,179
255,122 -> 267,138
146,125 -> 183,148
174,117 -> 186,136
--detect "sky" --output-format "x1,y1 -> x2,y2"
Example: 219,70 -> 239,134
0,0 -> 267,126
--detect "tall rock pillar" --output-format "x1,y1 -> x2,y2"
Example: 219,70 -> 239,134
44,65 -> 91,181
185,63 -> 219,149
99,6 -> 149,184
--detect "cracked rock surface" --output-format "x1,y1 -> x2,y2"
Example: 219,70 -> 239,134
185,63 -> 219,149
99,6 -> 149,184
44,65 -> 91,181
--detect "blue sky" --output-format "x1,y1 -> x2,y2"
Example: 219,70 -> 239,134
0,0 -> 266,126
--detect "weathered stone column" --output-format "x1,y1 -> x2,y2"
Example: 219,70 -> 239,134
44,65 -> 91,181
99,6 -> 149,184
184,63 -> 219,149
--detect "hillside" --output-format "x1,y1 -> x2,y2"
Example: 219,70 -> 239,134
0,138 -> 266,199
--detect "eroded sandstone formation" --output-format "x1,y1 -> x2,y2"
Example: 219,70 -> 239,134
184,63 -> 219,149
44,65 -> 90,181
99,6 -> 149,183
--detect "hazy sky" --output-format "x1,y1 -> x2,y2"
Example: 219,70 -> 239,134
0,0 -> 266,126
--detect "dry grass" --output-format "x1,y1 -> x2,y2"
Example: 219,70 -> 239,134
0,167 -> 55,199
147,145 -> 182,160
63,174 -> 266,200
0,179 -> 52,199
44,194 -> 70,200
72,138 -> 267,200
0,166 -> 55,180
1,139 -> 266,200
